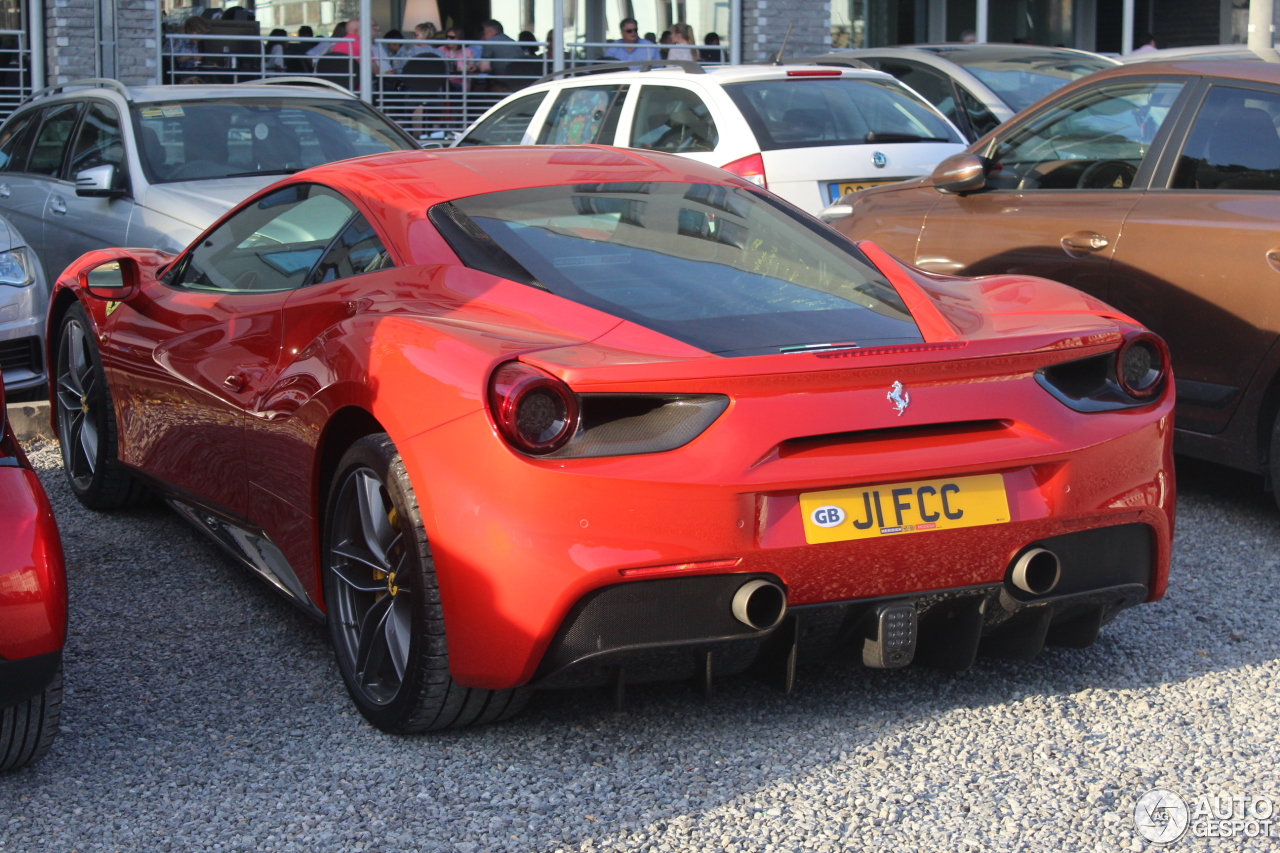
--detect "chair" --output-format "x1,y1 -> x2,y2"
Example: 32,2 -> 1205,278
316,54 -> 358,91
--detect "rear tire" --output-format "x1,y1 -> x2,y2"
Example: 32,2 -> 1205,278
54,304 -> 146,509
323,434 -> 529,732
0,664 -> 62,772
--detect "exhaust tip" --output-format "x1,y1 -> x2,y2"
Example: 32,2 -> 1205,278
732,579 -> 787,630
1010,548 -> 1061,596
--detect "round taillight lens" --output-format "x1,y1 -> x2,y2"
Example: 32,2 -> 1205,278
488,361 -> 580,455
1115,332 -> 1168,400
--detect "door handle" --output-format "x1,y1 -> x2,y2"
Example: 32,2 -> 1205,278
1061,231 -> 1108,254
49,195 -> 67,215
0,183 -> 9,198
1267,248 -> 1280,273
223,372 -> 248,393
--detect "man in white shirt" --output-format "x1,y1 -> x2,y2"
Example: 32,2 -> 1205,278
603,18 -> 660,64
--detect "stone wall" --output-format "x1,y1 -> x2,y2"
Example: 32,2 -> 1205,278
740,0 -> 832,64
116,0 -> 160,86
44,0 -> 95,84
42,0 -> 159,86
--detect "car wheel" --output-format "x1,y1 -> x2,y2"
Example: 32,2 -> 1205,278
54,304 -> 146,509
323,434 -> 529,733
0,663 -> 61,772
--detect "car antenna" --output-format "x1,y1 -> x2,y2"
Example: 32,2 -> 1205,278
773,23 -> 794,64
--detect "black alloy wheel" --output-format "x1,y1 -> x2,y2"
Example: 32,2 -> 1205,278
322,434 -> 529,732
54,304 -> 145,508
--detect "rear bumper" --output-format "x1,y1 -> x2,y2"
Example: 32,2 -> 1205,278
0,649 -> 61,708
534,523 -> 1152,688
405,395 -> 1174,689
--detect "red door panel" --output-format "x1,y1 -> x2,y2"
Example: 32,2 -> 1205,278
103,281 -> 287,517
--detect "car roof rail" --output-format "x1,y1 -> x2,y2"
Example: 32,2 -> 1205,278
20,78 -> 133,107
535,59 -> 706,85
783,54 -> 875,70
238,76 -> 355,96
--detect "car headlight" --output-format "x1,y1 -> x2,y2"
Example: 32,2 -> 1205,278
0,248 -> 33,288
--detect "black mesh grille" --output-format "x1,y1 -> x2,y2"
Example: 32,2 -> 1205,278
0,337 -> 40,375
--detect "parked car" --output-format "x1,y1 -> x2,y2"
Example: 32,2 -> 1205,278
829,59 -> 1280,502
49,146 -> 1173,732
0,78 -> 417,290
795,44 -> 1118,141
0,212 -> 48,397
0,379 -> 66,771
453,61 -> 967,214
1120,45 -> 1262,64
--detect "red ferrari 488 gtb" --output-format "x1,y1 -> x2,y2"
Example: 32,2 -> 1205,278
1,382 -> 66,769
47,147 -> 1174,732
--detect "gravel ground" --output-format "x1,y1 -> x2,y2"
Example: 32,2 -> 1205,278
2,443 -> 1277,853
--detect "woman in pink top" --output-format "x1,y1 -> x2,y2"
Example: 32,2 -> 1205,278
441,27 -> 477,91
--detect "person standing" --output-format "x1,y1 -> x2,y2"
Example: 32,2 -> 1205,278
478,19 -> 524,82
667,23 -> 696,61
603,18 -> 660,64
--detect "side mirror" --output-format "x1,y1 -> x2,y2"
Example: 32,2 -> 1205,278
930,153 -> 987,195
81,258 -> 138,301
75,164 -> 126,199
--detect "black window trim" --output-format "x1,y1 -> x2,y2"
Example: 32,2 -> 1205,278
974,73 -> 1197,194
163,181 -> 399,294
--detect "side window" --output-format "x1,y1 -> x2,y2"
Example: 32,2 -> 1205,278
68,102 -> 126,185
0,110 -> 40,172
458,92 -> 548,146
957,86 -> 1001,139
1172,85 -> 1280,191
988,81 -> 1183,191
537,84 -> 628,145
307,215 -> 393,285
175,184 -> 356,293
27,103 -> 82,178
629,85 -> 719,153
877,61 -> 961,129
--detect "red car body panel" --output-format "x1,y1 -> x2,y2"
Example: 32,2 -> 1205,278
0,392 -> 66,664
46,147 -> 1175,690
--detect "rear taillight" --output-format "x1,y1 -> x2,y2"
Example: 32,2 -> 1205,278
721,153 -> 767,189
1115,332 -> 1169,400
786,68 -> 842,77
488,361 -> 580,455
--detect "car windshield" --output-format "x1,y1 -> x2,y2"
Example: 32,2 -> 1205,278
936,49 -> 1115,112
131,97 -> 413,183
723,77 -> 962,151
439,182 -> 922,357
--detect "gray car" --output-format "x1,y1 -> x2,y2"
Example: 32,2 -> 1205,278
0,212 -> 48,396
793,44 -> 1117,142
0,78 -> 417,313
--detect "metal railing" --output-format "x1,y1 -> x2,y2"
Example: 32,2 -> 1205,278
160,34 -> 728,138
0,30 -> 33,122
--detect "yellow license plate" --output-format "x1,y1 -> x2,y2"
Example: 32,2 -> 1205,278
831,179 -> 900,200
799,473 -> 1010,544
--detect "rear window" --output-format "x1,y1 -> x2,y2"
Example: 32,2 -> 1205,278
436,182 -> 921,357
724,78 -> 962,151
131,97 -> 414,184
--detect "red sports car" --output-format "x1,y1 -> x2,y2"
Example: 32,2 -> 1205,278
47,147 -> 1174,733
1,381 -> 66,769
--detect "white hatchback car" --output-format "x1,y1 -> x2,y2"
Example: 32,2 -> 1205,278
453,61 -> 967,215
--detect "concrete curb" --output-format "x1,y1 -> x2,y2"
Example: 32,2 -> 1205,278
6,400 -> 55,443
